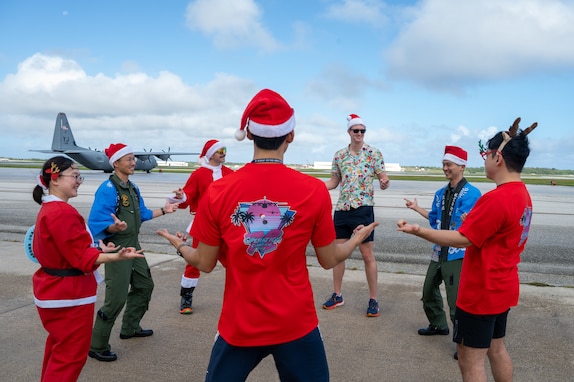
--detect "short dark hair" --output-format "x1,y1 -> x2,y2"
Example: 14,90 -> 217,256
251,133 -> 289,151
487,131 -> 530,173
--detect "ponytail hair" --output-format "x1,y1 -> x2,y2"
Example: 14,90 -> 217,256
33,156 -> 75,205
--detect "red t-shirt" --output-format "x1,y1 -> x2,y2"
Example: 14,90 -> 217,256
458,182 -> 533,315
192,163 -> 336,346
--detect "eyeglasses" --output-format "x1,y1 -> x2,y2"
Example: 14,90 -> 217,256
60,174 -> 84,183
215,148 -> 226,155
480,149 -> 503,160
351,129 -> 366,134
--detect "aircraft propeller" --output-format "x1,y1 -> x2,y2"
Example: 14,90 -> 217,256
157,147 -> 173,162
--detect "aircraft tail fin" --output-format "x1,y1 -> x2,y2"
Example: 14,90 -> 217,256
51,113 -> 86,151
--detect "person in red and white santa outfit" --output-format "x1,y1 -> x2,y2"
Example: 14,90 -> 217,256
175,139 -> 234,313
32,156 -> 143,381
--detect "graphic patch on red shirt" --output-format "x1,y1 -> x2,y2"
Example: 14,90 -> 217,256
231,197 -> 296,258
519,206 -> 532,246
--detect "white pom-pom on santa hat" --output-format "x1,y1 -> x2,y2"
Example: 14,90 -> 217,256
236,89 -> 295,141
235,129 -> 246,141
105,143 -> 134,167
347,114 -> 365,129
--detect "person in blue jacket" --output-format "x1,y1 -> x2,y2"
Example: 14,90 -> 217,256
404,146 -> 481,345
87,143 -> 181,362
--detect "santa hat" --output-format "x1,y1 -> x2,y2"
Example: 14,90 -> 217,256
443,145 -> 468,166
347,114 -> 365,129
236,89 -> 295,141
105,143 -> 134,167
200,139 -> 225,160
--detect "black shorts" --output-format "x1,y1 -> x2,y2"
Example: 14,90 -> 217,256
453,307 -> 509,348
334,206 -> 375,242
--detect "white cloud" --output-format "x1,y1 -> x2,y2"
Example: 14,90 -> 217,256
0,54 -> 251,115
8,54 -> 86,92
324,0 -> 388,27
0,50 -> 571,169
477,125 -> 500,149
185,0 -> 279,51
385,0 -> 574,90
450,124 -> 470,144
0,54 -> 258,157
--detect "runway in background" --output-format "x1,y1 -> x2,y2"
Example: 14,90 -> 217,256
0,167 -> 572,286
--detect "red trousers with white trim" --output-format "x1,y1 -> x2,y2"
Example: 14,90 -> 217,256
182,264 -> 200,288
37,303 -> 94,381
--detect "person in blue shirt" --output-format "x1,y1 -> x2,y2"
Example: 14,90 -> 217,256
404,146 -> 481,350
87,143 -> 181,362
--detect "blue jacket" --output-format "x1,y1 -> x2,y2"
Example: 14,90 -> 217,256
88,177 -> 153,244
428,181 -> 481,261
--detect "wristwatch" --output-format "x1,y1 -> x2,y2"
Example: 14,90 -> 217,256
176,242 -> 189,257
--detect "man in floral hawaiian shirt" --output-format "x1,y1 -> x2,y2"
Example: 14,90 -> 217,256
323,113 -> 390,317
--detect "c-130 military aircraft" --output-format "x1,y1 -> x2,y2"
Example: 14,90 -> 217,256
31,113 -> 198,172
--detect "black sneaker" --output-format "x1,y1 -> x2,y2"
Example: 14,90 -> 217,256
417,325 -> 449,336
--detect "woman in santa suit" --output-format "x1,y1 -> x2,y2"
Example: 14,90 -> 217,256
32,156 -> 143,381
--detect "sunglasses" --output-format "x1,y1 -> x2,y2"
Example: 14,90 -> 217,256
351,129 -> 366,134
215,148 -> 226,155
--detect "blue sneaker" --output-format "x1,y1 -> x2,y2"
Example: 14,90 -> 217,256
366,299 -> 379,317
322,293 -> 344,310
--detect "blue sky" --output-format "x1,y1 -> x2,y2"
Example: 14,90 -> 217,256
1,0 -> 573,169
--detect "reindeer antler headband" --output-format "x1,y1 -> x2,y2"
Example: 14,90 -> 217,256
497,117 -> 538,152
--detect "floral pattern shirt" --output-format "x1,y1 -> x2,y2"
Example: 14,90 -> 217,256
331,143 -> 385,211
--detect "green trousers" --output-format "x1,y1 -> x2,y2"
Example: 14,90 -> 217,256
90,257 -> 154,352
421,259 -> 462,329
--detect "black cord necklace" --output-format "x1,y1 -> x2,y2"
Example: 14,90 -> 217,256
251,158 -> 283,164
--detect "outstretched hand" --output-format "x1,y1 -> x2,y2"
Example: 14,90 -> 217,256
117,247 -> 145,259
168,188 -> 187,204
162,201 -> 180,214
396,219 -> 421,234
352,221 -> 380,242
110,213 -> 128,232
98,240 -> 120,253
404,198 -> 419,210
156,229 -> 187,249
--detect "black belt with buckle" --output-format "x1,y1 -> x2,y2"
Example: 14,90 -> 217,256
42,267 -> 85,277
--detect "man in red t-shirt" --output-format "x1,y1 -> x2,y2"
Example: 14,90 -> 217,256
175,139 -> 233,314
157,89 -> 378,381
396,117 -> 537,382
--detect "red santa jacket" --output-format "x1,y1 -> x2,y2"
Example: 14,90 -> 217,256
32,197 -> 101,308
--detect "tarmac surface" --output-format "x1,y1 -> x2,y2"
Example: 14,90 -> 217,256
1,168 -> 573,381
1,242 -> 574,381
